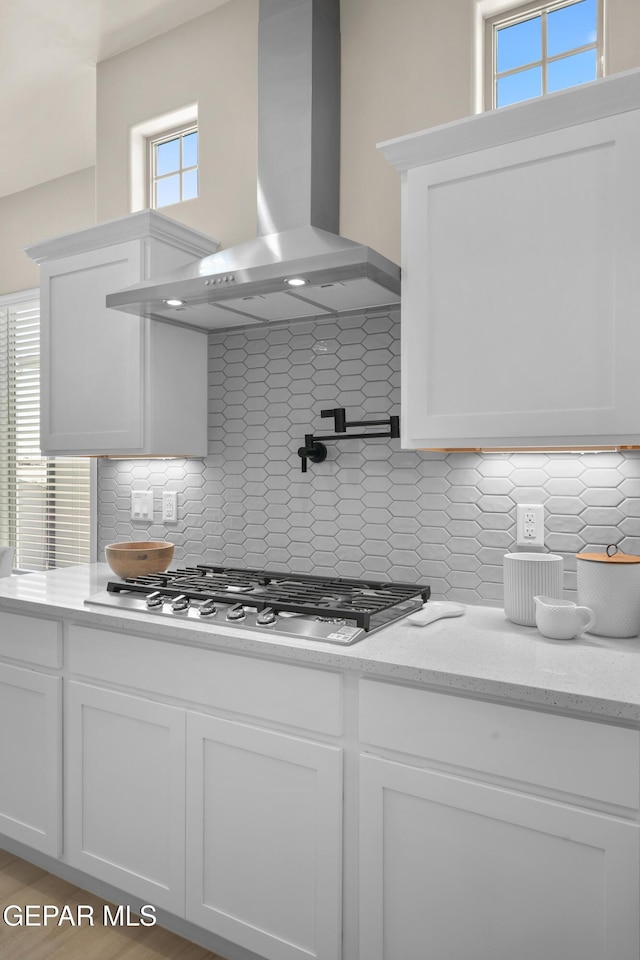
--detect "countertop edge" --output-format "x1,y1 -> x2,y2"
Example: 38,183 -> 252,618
0,585 -> 638,725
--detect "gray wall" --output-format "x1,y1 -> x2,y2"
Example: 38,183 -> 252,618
0,167 -> 95,296
98,310 -> 640,604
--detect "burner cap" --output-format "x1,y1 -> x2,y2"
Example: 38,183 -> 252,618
319,594 -> 352,606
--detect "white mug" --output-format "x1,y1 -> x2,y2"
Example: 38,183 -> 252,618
534,595 -> 595,640
503,552 -> 564,626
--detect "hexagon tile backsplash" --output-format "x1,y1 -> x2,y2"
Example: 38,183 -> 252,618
98,309 -> 640,605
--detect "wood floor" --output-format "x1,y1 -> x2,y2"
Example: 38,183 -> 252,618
0,850 -> 227,959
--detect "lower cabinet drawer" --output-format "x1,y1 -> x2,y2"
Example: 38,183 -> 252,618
359,679 -> 640,808
0,611 -> 61,667
67,624 -> 342,735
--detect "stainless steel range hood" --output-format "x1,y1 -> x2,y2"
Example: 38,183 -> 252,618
106,0 -> 400,330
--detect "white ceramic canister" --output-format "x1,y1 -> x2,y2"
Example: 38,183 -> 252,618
576,545 -> 640,638
503,552 -> 564,626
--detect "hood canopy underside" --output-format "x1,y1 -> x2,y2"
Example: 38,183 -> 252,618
106,225 -> 400,329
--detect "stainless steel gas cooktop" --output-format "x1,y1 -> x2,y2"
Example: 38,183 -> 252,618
85,564 -> 431,645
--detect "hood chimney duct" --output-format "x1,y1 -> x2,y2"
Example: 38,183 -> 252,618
257,0 -> 340,236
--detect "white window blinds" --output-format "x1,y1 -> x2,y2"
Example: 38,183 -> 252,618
0,294 -> 91,571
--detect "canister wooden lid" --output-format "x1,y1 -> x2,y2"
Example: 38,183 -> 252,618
577,544 -> 640,563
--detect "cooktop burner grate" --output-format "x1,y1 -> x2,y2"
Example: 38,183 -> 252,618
106,564 -> 430,631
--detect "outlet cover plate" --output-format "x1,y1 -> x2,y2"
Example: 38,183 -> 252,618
516,503 -> 544,547
162,491 -> 178,523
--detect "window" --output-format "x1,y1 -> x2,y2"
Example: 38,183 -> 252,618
129,104 -> 198,213
0,292 -> 91,571
485,0 -> 603,109
149,125 -> 199,209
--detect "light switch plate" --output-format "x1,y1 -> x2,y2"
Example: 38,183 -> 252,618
131,490 -> 154,521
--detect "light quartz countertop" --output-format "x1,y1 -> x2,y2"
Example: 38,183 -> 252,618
1,563 -> 640,724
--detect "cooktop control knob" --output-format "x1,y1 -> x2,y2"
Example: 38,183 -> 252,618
256,607 -> 277,626
171,594 -> 190,612
226,603 -> 245,621
199,599 -> 218,617
145,591 -> 163,608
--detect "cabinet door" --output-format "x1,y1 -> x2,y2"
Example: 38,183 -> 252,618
66,682 -> 186,912
40,241 -> 145,454
186,712 -> 343,960
0,663 -> 61,856
402,109 -> 640,448
360,754 -> 640,960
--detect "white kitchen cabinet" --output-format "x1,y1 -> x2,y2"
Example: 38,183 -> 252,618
65,681 -> 187,913
0,662 -> 62,857
359,754 -> 639,960
358,678 -> 640,960
24,211 -> 218,456
186,712 -> 343,960
64,624 -> 344,959
379,69 -> 640,449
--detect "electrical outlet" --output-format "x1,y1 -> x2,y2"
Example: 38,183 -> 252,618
131,490 -> 154,521
162,491 -> 178,523
516,503 -> 544,547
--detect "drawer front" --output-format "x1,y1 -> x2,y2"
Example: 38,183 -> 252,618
0,611 -> 62,668
359,679 -> 640,809
67,624 -> 342,735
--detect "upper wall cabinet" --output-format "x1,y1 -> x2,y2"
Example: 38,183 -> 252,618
379,70 -> 640,450
25,211 -> 219,457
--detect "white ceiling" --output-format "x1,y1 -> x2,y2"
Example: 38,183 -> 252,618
0,0 -> 231,199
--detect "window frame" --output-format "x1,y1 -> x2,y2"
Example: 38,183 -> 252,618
148,123 -> 199,210
484,0 -> 605,110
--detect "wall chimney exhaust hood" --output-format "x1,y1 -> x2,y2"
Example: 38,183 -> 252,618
106,0 -> 400,330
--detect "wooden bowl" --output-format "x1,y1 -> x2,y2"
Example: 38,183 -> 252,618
105,541 -> 174,579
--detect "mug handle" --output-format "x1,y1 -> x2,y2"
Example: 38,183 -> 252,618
577,606 -> 595,633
